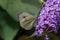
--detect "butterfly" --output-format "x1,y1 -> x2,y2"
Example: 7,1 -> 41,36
17,0 -> 45,38
18,12 -> 37,30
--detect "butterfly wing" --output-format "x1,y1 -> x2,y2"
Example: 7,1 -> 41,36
18,12 -> 36,30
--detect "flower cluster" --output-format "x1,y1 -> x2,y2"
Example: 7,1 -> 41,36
36,0 -> 60,40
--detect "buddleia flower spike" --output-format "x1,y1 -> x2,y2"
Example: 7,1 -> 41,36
36,0 -> 60,40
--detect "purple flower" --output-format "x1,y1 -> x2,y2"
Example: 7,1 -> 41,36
36,0 -> 60,36
44,35 -> 50,40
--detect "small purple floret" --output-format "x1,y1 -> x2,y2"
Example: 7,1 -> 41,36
45,35 -> 50,40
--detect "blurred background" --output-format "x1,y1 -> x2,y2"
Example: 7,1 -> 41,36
0,0 -> 60,40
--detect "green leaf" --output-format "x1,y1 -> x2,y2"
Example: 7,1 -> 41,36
0,9 -> 19,40
0,0 -> 42,21
49,33 -> 59,40
0,0 -> 42,39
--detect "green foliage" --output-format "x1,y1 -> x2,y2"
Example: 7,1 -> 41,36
0,0 -> 41,40
49,33 -> 59,40
0,8 -> 19,40
0,0 -> 41,21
